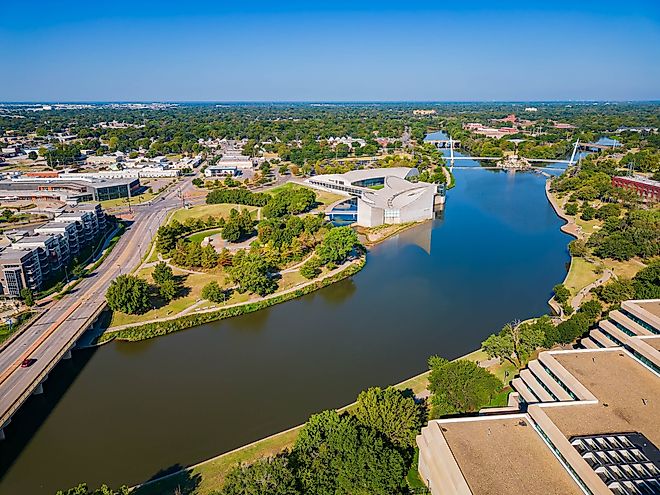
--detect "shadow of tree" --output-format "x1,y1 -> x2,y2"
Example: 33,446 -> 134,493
147,274 -> 192,311
132,464 -> 202,495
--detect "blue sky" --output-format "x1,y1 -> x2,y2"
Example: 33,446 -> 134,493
1,1 -> 659,101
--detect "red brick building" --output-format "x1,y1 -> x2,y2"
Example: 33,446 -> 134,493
612,175 -> 660,202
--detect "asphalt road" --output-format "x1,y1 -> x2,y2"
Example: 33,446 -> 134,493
0,177 -> 196,430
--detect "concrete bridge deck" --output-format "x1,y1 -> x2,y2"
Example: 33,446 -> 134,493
0,180 -> 194,438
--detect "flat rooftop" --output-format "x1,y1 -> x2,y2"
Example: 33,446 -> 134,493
643,336 -> 660,351
637,300 -> 660,319
440,416 -> 582,495
13,234 -> 55,244
544,350 -> 660,447
0,248 -> 32,262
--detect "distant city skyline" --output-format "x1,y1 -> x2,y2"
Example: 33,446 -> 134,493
1,0 -> 659,101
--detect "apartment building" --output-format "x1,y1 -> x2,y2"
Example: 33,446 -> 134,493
0,248 -> 43,296
0,204 -> 109,296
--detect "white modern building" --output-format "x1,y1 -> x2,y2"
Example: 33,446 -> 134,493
306,167 -> 440,227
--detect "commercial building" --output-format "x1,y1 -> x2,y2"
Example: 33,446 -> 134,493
417,299 -> 660,495
205,165 -> 239,177
0,204 -> 108,296
612,175 -> 660,202
0,175 -> 140,203
306,167 -> 440,227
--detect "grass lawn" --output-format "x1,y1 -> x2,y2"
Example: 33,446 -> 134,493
170,204 -> 259,224
603,258 -> 646,280
277,270 -> 308,291
96,189 -> 162,209
564,257 -> 601,296
108,267 -> 221,327
188,228 -> 224,244
575,217 -> 602,235
132,427 -> 301,495
267,182 -> 344,208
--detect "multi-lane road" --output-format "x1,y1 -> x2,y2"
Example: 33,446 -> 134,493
0,177 -> 195,436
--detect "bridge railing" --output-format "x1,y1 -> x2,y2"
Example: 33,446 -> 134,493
0,301 -> 107,428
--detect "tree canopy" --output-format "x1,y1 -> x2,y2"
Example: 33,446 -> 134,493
427,356 -> 501,417
106,275 -> 150,314
316,227 -> 359,265
353,387 -> 425,449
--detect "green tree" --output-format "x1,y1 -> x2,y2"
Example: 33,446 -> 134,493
316,227 -> 358,265
28,151 -> 38,160
201,245 -> 220,269
553,283 -> 570,304
568,239 -> 588,257
427,356 -> 501,417
482,318 -> 546,369
353,387 -> 425,449
201,281 -> 227,303
579,300 -> 602,321
565,202 -> 578,216
580,205 -> 596,221
159,278 -> 178,302
152,261 -> 173,285
226,253 -> 277,296
105,275 -> 150,314
596,203 -> 621,220
594,279 -> 635,304
292,410 -> 407,495
20,287 -> 34,307
221,456 -> 299,495
299,256 -> 322,279
632,261 -> 660,299
72,259 -> 86,279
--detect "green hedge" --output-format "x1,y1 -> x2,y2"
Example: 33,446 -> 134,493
100,258 -> 366,343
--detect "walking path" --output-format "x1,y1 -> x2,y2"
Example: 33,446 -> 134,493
103,257 -> 360,334
544,179 -> 616,314
570,260 -> 614,310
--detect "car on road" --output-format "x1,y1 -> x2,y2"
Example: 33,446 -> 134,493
20,358 -> 36,368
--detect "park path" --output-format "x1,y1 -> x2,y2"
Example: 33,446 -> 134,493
545,180 -> 619,315
103,257 -> 360,334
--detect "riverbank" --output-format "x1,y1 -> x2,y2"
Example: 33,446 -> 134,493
544,178 -> 644,314
98,255 -> 365,344
131,348 -> 489,495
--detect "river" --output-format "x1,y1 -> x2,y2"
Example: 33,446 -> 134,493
0,135 -> 571,494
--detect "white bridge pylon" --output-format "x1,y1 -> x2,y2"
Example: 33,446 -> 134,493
568,139 -> 580,166
449,137 -> 455,171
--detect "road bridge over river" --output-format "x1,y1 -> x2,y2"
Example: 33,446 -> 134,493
0,178 -> 196,439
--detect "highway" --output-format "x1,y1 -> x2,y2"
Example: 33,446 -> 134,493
0,177 -> 196,435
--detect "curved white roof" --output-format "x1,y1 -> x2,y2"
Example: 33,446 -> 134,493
360,176 -> 434,209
